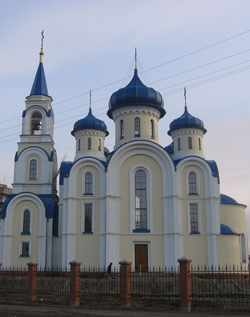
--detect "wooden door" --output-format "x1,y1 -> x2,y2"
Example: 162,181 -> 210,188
135,244 -> 148,272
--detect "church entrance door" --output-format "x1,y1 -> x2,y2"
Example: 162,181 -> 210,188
135,244 -> 148,272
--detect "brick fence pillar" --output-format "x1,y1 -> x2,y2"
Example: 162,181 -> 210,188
119,260 -> 132,306
69,261 -> 81,306
27,262 -> 38,300
178,257 -> 192,312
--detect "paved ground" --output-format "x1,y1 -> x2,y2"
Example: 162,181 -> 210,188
1,305 -> 250,317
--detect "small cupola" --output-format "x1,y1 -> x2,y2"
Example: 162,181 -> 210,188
107,52 -> 166,148
168,89 -> 207,160
71,106 -> 109,161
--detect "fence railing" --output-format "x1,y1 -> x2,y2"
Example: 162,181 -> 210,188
0,259 -> 250,312
131,267 -> 179,304
191,265 -> 250,306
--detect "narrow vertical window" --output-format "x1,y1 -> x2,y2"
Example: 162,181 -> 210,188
29,159 -> 37,180
188,137 -> 192,149
22,210 -> 30,233
190,204 -> 199,233
178,138 -> 181,150
198,138 -> 201,150
21,242 -> 30,257
241,233 -> 246,262
85,173 -> 92,194
88,138 -> 91,150
150,120 -> 154,139
84,204 -> 92,233
135,170 -> 147,229
188,172 -> 197,194
98,139 -> 101,151
120,120 -> 124,139
134,117 -> 140,137
78,139 -> 81,151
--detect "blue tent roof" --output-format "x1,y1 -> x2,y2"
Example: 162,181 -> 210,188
168,107 -> 207,135
107,69 -> 165,119
71,109 -> 109,136
29,61 -> 49,97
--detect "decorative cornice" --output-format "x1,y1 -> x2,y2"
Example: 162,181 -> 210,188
112,107 -> 160,120
171,129 -> 203,137
75,131 -> 106,138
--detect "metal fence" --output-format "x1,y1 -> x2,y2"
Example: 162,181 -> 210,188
36,267 -> 70,301
0,266 -> 28,300
80,266 -> 120,304
191,265 -> 250,306
131,267 -> 180,304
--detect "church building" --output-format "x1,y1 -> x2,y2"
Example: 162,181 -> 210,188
0,46 -> 248,270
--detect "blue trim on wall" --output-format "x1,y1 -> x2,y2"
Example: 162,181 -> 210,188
22,106 -> 52,118
1,193 -> 58,219
174,156 -> 220,184
59,157 -> 107,185
133,228 -> 150,233
14,147 -> 54,162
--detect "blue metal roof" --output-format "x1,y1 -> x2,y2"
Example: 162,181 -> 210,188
168,108 -> 207,135
29,62 -> 49,97
220,194 -> 240,205
107,69 -> 166,119
1,193 -> 58,219
164,142 -> 174,155
71,109 -> 109,136
220,224 -> 236,234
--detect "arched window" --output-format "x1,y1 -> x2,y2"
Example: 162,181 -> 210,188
188,137 -> 192,149
150,120 -> 154,139
135,170 -> 147,229
29,159 -> 37,180
31,112 -> 42,135
188,172 -> 197,194
85,173 -> 92,194
98,139 -> 101,151
134,117 -> 140,137
120,120 -> 124,139
198,138 -> 201,150
178,138 -> 181,151
22,210 -> 30,233
78,139 -> 81,151
88,138 -> 91,150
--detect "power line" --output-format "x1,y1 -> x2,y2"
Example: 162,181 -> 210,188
1,29 -> 250,125
1,61 -> 250,145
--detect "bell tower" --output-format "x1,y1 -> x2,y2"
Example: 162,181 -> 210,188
12,32 -> 57,195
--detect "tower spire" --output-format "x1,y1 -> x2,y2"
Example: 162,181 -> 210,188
135,48 -> 138,72
40,30 -> 44,63
184,87 -> 187,110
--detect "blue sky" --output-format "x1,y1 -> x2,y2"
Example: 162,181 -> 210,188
1,0 -> 250,243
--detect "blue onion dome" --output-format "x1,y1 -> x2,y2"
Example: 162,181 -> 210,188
107,69 -> 166,119
168,107 -> 207,135
71,109 -> 109,136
